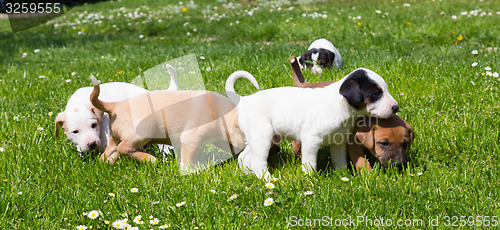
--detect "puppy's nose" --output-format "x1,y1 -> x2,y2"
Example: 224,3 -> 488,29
89,141 -> 97,150
391,105 -> 399,114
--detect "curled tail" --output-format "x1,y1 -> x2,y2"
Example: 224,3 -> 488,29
166,64 -> 179,91
89,75 -> 116,113
225,70 -> 260,105
290,56 -> 309,87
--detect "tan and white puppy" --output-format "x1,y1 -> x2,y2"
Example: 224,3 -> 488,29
226,69 -> 398,180
89,73 -> 253,168
55,64 -> 178,152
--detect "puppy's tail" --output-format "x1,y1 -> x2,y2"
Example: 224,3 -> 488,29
90,75 -> 116,114
290,56 -> 309,87
225,70 -> 260,105
166,64 -> 179,91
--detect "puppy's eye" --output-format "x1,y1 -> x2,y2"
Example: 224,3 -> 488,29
72,130 -> 79,134
91,123 -> 97,129
373,89 -> 382,97
377,141 -> 390,148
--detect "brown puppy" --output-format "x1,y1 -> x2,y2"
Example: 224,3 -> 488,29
89,76 -> 247,171
281,56 -> 414,171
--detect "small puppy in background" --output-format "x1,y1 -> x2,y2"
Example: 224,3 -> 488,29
287,56 -> 414,171
297,38 -> 343,74
55,64 -> 178,153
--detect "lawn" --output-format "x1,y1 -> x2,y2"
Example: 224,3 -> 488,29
0,0 -> 499,229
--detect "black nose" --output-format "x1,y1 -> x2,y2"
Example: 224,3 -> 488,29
392,105 -> 399,114
89,141 -> 97,150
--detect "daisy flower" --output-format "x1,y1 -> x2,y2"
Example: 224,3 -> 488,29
152,201 -> 160,205
13,116 -> 19,121
485,67 -> 492,71
493,72 -> 499,78
104,220 -> 110,225
263,198 -> 274,206
176,201 -> 186,207
130,188 -> 139,193
129,227 -> 139,230
34,49 -> 40,53
87,210 -> 99,219
451,15 -> 457,20
139,35 -> 144,39
486,71 -> 492,76
210,189 -> 216,194
22,52 -> 27,58
0,147 -> 4,152
472,62 -> 478,67
304,191 -> 314,196
159,224 -> 170,229
38,127 -> 44,131
48,112 -> 53,116
341,177 -> 350,182
18,192 -> 22,195
200,56 -> 205,60
472,50 -> 478,55
76,225 -> 87,230
229,194 -> 238,200
39,76 -> 47,79
417,172 -> 423,176
150,218 -> 160,225
133,215 -> 142,224
71,72 -> 76,76
108,192 -> 115,197
65,79 -> 71,83
265,182 -> 275,189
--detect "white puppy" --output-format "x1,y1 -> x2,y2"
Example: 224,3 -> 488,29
226,68 -> 398,179
297,38 -> 343,74
55,64 -> 178,152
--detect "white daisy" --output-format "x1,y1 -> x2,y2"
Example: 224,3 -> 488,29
176,201 -> 186,207
139,35 -> 144,39
22,52 -> 27,58
65,79 -> 71,83
485,67 -> 491,71
229,194 -> 238,200
0,147 -> 4,152
150,218 -> 160,225
472,62 -> 478,67
34,49 -> 40,53
304,191 -> 314,196
76,225 -> 87,230
493,72 -> 499,78
108,193 -> 115,197
133,215 -> 142,224
38,127 -> 44,131
48,112 -> 53,116
451,15 -> 457,20
130,188 -> 139,193
159,224 -> 170,229
472,50 -> 478,55
87,210 -> 99,219
417,172 -> 423,176
210,189 -> 216,194
129,227 -> 139,230
341,177 -> 350,182
72,72 -> 76,76
265,182 -> 275,189
263,198 -> 274,206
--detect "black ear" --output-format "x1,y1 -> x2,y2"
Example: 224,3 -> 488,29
318,49 -> 335,69
339,79 -> 364,109
300,49 -> 316,68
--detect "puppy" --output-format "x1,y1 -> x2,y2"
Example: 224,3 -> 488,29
288,56 -> 414,170
89,72 -> 252,168
297,38 -> 343,74
55,64 -> 178,152
226,67 -> 398,179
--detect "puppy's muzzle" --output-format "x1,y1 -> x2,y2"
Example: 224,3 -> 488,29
88,141 -> 98,151
391,105 -> 399,114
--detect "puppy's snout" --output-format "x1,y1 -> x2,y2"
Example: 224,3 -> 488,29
391,105 -> 399,114
88,141 -> 97,150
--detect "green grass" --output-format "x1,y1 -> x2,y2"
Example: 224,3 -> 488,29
1,0 -> 499,229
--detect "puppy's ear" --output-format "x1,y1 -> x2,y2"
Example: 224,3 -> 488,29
319,49 -> 335,69
299,49 -> 314,68
340,79 -> 364,109
89,105 -> 104,124
355,125 -> 375,150
54,112 -> 66,137
405,121 -> 415,149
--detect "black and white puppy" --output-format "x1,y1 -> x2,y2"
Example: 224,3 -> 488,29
298,38 -> 343,74
226,68 -> 398,180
